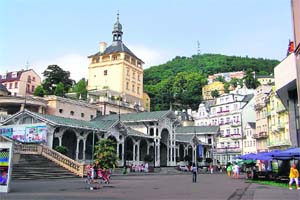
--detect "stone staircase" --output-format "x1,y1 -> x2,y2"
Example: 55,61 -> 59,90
12,154 -> 79,180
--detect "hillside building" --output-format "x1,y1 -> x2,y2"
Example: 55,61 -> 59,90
0,69 -> 41,97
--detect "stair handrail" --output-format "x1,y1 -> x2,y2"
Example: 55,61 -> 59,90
40,144 -> 84,177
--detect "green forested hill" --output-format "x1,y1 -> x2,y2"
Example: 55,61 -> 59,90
144,54 -> 279,111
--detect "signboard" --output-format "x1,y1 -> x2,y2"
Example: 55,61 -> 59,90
198,144 -> 203,158
0,142 -> 13,193
0,123 -> 47,143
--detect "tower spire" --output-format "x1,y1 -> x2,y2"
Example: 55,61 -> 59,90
112,11 -> 123,42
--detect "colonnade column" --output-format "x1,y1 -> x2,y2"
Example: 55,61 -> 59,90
83,138 -> 86,161
75,138 -> 80,161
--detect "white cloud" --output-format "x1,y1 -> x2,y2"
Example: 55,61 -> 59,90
32,54 -> 89,82
130,45 -> 173,68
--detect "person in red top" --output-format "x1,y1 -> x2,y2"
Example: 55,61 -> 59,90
289,164 -> 299,190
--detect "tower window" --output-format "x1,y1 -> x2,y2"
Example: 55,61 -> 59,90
104,70 -> 108,76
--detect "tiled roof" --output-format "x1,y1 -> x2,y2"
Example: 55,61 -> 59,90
248,122 -> 256,129
88,41 -> 143,62
0,83 -> 9,93
30,111 -> 117,131
98,110 -> 173,122
175,126 -> 219,134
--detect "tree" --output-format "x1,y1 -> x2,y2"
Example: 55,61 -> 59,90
243,69 -> 260,89
215,76 -> 225,82
229,78 -> 239,88
224,82 -> 230,93
73,78 -> 87,100
42,65 -> 74,95
54,82 -> 65,97
94,139 -> 118,169
211,89 -> 220,98
33,85 -> 46,97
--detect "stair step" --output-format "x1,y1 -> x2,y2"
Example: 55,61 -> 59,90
12,154 -> 78,180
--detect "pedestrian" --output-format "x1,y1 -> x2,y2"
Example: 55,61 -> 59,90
227,163 -> 232,177
289,163 -> 299,190
232,163 -> 239,179
191,163 -> 197,183
209,164 -> 214,174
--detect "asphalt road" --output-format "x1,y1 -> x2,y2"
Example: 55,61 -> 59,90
0,173 -> 299,200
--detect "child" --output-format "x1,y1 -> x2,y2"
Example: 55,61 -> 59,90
289,164 -> 299,190
227,164 -> 232,177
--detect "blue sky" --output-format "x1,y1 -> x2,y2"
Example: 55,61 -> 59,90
0,0 -> 293,81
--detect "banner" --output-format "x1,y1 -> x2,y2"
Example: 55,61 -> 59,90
198,144 -> 203,158
0,142 -> 13,193
0,123 -> 47,143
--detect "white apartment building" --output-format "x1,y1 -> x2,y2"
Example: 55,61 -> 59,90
243,122 -> 257,154
209,92 -> 255,165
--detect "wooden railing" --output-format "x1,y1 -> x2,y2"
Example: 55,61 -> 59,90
14,143 -> 85,177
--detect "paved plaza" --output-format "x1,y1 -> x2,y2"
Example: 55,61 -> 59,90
1,173 -> 300,200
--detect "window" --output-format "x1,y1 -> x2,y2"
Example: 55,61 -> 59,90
27,76 -> 31,83
133,71 -> 136,79
132,84 -> 135,92
127,68 -> 130,76
126,82 -> 129,90
104,70 -> 108,76
9,83 -> 12,89
12,72 -> 17,78
90,115 -> 94,120
59,109 -> 63,113
81,113 -> 84,118
70,111 -> 74,116
137,86 -> 140,94
26,84 -> 30,92
31,85 -> 35,92
14,82 -> 18,88
208,138 -> 212,144
32,77 -> 36,82
138,74 -> 140,81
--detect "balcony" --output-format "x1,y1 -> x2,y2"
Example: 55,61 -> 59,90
254,103 -> 265,111
267,139 -> 292,148
231,121 -> 241,127
253,131 -> 268,139
230,133 -> 242,139
215,147 -> 241,153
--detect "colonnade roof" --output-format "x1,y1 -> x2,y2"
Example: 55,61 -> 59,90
94,110 -> 174,122
175,126 -> 219,134
127,127 -> 153,139
2,110 -> 118,131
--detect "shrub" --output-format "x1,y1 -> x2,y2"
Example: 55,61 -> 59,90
54,146 -> 68,155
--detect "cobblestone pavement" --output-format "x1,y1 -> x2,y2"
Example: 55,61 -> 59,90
0,173 -> 299,200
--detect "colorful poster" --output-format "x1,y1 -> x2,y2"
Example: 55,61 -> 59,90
198,144 -> 203,158
0,123 -> 47,143
0,148 -> 9,186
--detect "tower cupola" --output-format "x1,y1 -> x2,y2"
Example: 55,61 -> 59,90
112,12 -> 123,42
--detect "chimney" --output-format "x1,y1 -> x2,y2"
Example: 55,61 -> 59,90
99,42 -> 107,53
